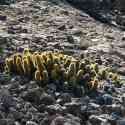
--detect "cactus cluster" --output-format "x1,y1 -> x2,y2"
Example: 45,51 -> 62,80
5,48 -> 120,90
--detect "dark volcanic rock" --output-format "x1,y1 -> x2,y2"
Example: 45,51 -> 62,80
9,108 -> 24,121
64,99 -> 81,115
40,93 -> 55,105
0,0 -> 15,5
117,119 -> 125,125
26,121 -> 38,125
115,0 -> 125,14
0,15 -> 6,21
51,114 -> 81,125
89,114 -> 109,125
0,119 -> 14,125
21,88 -> 42,104
96,93 -> 113,105
0,89 -> 16,111
46,104 -> 66,114
73,86 -> 85,97
50,115 -> 66,125
56,93 -> 71,104
1,0 -> 125,125
66,0 -> 115,24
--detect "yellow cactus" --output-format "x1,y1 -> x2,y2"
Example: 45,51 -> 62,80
76,69 -> 84,81
64,58 -> 71,68
64,71 -> 69,81
41,54 -> 47,64
58,53 -> 64,60
60,68 -> 68,81
13,54 -> 17,66
26,55 -> 32,63
23,58 -> 31,76
108,72 -> 113,79
35,54 -> 46,72
90,70 -> 97,79
4,48 -> 121,91
63,55 -> 68,61
85,65 -> 91,73
69,76 -> 76,86
72,59 -> 79,71
98,68 -> 107,79
54,63 -> 60,72
79,61 -> 86,70
89,79 -> 99,90
51,64 -> 60,80
91,63 -> 99,73
31,51 -> 39,66
5,58 -> 13,72
46,58 -> 53,71
42,70 -> 49,83
16,57 -> 23,74
68,62 -> 76,77
112,74 -> 119,81
53,56 -> 60,64
35,70 -> 42,81
51,69 -> 58,81
47,51 -> 53,61
23,48 -> 30,56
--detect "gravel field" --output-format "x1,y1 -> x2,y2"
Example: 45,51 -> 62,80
0,0 -> 125,125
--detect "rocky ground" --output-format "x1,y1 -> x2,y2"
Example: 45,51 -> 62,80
0,0 -> 125,125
